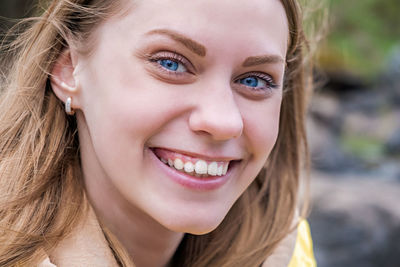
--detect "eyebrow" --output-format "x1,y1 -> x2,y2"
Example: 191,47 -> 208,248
146,29 -> 207,57
242,55 -> 285,67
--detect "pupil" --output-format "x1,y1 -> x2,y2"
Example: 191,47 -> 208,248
161,59 -> 178,71
242,77 -> 257,87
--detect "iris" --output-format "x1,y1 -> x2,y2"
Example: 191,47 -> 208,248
240,77 -> 260,87
158,59 -> 179,71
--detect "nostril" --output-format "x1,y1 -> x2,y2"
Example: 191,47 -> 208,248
188,95 -> 243,141
189,117 -> 243,141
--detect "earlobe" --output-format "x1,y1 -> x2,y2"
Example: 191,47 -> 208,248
60,81 -> 78,93
50,48 -> 81,111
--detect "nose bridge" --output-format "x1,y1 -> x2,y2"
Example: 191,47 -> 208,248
189,81 -> 244,140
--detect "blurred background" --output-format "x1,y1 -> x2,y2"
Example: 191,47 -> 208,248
305,1 -> 400,266
1,1 -> 399,266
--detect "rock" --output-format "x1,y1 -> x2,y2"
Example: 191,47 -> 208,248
308,87 -> 399,173
309,172 -> 400,267
309,93 -> 342,134
341,112 -> 395,141
341,89 -> 387,116
385,126 -> 400,156
308,94 -> 363,173
380,46 -> 400,107
322,71 -> 367,94
307,117 -> 355,173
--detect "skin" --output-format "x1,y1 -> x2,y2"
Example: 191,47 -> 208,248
51,0 -> 289,266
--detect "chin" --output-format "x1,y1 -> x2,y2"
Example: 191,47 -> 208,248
169,222 -> 221,235
159,210 -> 227,235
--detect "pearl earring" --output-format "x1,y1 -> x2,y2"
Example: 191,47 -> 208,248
65,97 -> 75,115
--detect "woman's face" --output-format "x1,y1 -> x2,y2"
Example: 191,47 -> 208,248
75,0 -> 288,234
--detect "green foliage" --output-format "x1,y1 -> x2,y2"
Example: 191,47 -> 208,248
341,135 -> 385,162
318,0 -> 400,78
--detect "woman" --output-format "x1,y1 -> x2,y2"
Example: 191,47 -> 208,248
0,0 -> 315,266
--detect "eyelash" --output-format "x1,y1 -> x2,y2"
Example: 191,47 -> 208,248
234,72 -> 278,91
147,51 -> 278,91
148,51 -> 194,77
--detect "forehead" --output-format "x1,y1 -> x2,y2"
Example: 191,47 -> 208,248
101,0 -> 289,58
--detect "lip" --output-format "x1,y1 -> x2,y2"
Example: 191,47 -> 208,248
151,147 -> 241,162
148,147 -> 238,191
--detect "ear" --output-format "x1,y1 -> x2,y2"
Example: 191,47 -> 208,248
50,48 -> 82,111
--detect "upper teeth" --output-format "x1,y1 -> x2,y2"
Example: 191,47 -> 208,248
162,157 -> 229,176
195,160 -> 207,174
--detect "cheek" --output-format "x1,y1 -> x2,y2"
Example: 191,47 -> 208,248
78,68 -> 194,185
77,71 -> 189,208
80,56 -> 179,145
82,84 -> 178,155
242,96 -> 282,160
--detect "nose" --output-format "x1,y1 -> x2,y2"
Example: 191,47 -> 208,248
188,83 -> 244,141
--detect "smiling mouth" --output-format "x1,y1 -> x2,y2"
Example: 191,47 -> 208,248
151,148 -> 239,178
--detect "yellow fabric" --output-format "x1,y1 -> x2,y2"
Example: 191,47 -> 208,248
288,220 -> 317,267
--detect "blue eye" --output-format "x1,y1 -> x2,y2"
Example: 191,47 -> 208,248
239,76 -> 267,88
157,59 -> 187,72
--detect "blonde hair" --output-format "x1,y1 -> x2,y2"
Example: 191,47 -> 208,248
0,0 -> 312,266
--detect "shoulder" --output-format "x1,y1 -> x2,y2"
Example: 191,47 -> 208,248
38,257 -> 57,267
287,220 -> 317,267
42,207 -> 120,267
261,225 -> 297,267
262,220 -> 316,267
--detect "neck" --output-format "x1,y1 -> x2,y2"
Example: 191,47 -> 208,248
85,177 -> 184,267
98,198 -> 184,267
50,200 -> 183,267
76,116 -> 184,267
48,207 -> 120,267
